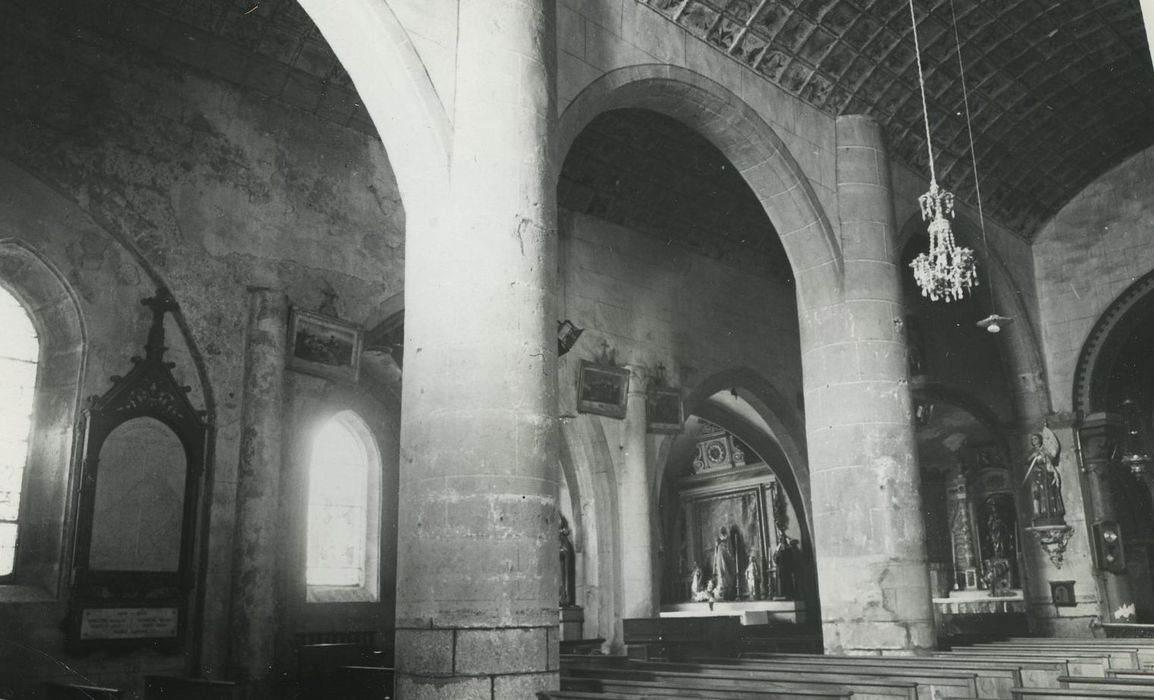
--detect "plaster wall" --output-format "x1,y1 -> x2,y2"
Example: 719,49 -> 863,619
1034,145 -> 1154,412
0,6 -> 404,694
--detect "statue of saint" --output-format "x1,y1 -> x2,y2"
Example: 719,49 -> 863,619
559,515 -> 576,608
711,526 -> 737,601
1022,429 -> 1064,525
745,555 -> 761,600
773,533 -> 798,599
690,563 -> 711,602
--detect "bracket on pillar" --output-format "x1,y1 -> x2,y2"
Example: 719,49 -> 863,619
1027,525 -> 1073,568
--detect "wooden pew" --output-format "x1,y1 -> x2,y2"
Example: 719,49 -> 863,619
144,675 -> 243,699
564,676 -> 851,699
1107,668 -> 1154,679
1060,674 -> 1154,691
965,642 -> 1140,669
981,640 -> 1154,668
538,691 -> 638,700
43,683 -> 124,700
622,617 -> 741,660
1010,687 -> 1154,700
937,651 -> 1110,677
330,665 -> 394,700
741,651 -> 1064,690
725,654 -> 1006,698
564,660 -> 919,700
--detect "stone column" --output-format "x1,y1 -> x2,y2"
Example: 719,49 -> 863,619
228,287 -> 287,687
619,368 -> 655,619
1078,414 -> 1136,622
394,1 -> 559,697
803,115 -> 934,654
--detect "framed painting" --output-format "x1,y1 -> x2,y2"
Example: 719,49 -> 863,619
647,386 -> 683,434
288,308 -> 363,383
576,360 -> 629,419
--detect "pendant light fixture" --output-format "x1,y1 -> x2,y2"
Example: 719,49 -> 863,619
907,0 -> 977,303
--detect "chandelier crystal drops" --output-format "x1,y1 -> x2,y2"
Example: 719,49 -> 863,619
910,181 -> 977,302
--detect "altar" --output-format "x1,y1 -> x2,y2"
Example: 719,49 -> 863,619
660,600 -> 806,625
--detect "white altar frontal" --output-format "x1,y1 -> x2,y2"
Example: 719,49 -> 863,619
660,600 -> 805,625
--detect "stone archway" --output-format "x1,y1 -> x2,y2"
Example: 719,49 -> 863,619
555,64 -> 843,313
559,414 -> 623,651
296,0 -> 451,216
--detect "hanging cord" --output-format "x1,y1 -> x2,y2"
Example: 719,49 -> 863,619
949,0 -> 998,312
908,0 -> 936,184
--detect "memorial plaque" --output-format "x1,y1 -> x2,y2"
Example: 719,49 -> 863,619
79,607 -> 179,640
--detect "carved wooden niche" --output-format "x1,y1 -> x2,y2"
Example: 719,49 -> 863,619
66,289 -> 207,654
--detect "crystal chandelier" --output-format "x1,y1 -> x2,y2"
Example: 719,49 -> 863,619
906,0 -> 977,303
910,182 -> 976,302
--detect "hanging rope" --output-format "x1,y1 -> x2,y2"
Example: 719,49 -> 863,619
949,0 -> 989,263
908,0 -> 936,183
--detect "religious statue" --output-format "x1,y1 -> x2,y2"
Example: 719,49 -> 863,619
690,563 -> 711,602
773,533 -> 798,599
559,515 -> 576,608
1022,428 -> 1064,526
711,526 -> 738,601
986,506 -> 1008,560
744,555 -> 762,600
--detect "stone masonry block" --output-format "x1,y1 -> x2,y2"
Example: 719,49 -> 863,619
836,145 -> 881,186
455,626 -> 550,675
494,671 -> 560,697
394,674 -> 491,700
394,629 -> 455,675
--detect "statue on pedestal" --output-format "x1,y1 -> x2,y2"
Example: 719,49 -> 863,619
1023,429 -> 1064,526
745,555 -> 762,600
559,515 -> 576,608
773,533 -> 798,599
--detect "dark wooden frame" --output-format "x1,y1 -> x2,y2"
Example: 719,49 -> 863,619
576,360 -> 629,419
66,289 -> 207,654
646,386 -> 684,434
288,307 -> 363,383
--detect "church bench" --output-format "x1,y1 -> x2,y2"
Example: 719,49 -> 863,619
1106,668 -> 1154,679
983,640 -> 1154,668
1009,686 -> 1154,700
43,683 -> 125,699
964,643 -> 1140,669
562,638 -> 607,655
708,656 -> 997,698
623,617 -> 741,660
737,652 -> 1031,695
563,676 -> 852,699
330,665 -> 394,699
673,657 -> 983,699
143,675 -> 243,699
538,691 -> 639,700
563,661 -> 919,700
937,652 -> 1110,677
1059,674 -> 1154,690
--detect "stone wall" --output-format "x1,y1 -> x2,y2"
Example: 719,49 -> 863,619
0,3 -> 404,695
1034,145 -> 1154,412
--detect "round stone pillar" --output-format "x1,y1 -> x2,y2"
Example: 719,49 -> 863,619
228,287 -> 288,686
393,1 -> 560,697
1078,413 -> 1136,622
802,115 -> 934,654
619,368 -> 655,619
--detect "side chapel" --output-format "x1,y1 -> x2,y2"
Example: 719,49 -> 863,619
1,0 -> 1153,698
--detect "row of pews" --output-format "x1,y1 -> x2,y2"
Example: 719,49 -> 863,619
540,636 -> 1154,700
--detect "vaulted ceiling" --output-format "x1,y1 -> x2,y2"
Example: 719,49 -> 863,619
646,0 -> 1154,237
40,0 -> 1154,240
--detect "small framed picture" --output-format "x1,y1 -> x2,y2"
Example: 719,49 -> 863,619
288,308 -> 363,383
647,387 -> 683,434
1050,580 -> 1076,608
577,360 -> 629,419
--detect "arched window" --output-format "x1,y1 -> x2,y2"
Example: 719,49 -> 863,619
306,411 -> 381,602
0,288 -> 39,578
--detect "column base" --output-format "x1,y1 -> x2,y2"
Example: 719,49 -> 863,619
395,625 -> 559,698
